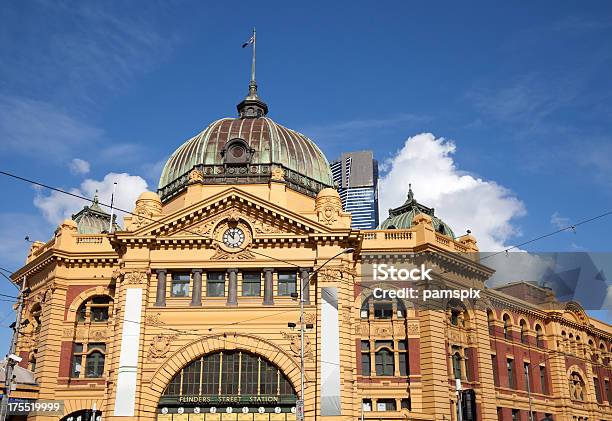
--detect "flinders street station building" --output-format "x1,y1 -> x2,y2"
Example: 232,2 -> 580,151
6,79 -> 612,421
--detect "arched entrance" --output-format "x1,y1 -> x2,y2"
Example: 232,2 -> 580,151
59,410 -> 102,421
157,350 -> 298,420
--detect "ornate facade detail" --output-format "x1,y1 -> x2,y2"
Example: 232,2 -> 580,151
315,197 -> 342,226
123,270 -> 150,285
147,334 -> 179,360
271,167 -> 285,181
145,312 -> 164,326
210,244 -> 255,260
407,322 -> 420,335
249,217 -> 283,234
188,169 -> 204,183
281,332 -> 313,361
304,313 -> 316,324
133,192 -> 163,229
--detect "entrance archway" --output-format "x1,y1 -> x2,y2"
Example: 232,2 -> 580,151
59,410 -> 102,421
157,350 -> 297,419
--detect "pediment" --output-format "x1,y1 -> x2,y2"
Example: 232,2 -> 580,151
121,188 -> 346,242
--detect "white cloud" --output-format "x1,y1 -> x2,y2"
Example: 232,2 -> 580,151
69,158 -> 91,175
34,173 -> 148,226
550,211 -> 570,229
378,133 -> 526,250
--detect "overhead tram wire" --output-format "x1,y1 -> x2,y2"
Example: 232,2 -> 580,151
0,170 -> 313,269
7,170 -> 612,307
479,209 -> 612,263
0,170 -> 365,292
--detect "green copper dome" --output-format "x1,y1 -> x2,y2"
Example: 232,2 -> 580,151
157,82 -> 333,202
379,186 -> 455,238
71,192 -> 121,234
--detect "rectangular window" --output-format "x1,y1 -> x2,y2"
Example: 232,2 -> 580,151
400,398 -> 411,410
362,399 -> 372,412
374,302 -> 393,319
377,399 -> 396,411
242,272 -> 261,296
511,409 -> 519,421
375,349 -> 395,376
207,272 -> 225,297
171,272 -> 190,297
594,377 -> 602,403
606,379 -> 612,403
71,343 -> 83,378
361,352 -> 371,376
492,355 -> 499,386
507,358 -> 515,389
277,272 -> 297,296
540,365 -> 548,395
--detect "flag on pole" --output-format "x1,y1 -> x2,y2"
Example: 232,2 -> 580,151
242,35 -> 255,48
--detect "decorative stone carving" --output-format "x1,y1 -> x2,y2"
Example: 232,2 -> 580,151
281,332 -> 313,361
227,210 -> 242,222
211,244 -> 255,260
145,312 -> 164,326
271,167 -> 285,181
147,334 -> 178,360
376,327 -> 392,336
123,270 -> 150,285
407,322 -> 420,335
188,169 -> 204,183
92,330 -> 108,340
63,328 -> 74,337
249,218 -> 282,234
315,188 -> 343,226
132,191 -> 163,229
304,313 -> 316,324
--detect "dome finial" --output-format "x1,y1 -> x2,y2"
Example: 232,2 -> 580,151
237,27 -> 268,118
407,183 -> 414,202
92,190 -> 99,205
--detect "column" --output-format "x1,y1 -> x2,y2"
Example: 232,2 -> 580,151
154,269 -> 166,307
227,268 -> 238,306
299,267 -> 310,305
191,269 -> 202,306
263,268 -> 274,305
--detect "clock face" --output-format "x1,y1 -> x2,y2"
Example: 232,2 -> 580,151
223,227 -> 245,248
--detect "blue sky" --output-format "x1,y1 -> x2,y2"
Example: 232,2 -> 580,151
1,1 -> 612,344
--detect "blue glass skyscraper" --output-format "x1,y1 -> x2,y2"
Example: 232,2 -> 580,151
331,151 -> 379,230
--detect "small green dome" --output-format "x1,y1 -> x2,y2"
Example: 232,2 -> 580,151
71,192 -> 120,234
158,83 -> 333,202
379,186 -> 455,238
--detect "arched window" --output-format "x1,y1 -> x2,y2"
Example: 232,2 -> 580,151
535,324 -> 544,348
452,352 -> 462,379
360,296 -> 406,320
375,347 -> 395,376
520,320 -> 527,344
77,295 -> 113,323
162,351 -> 296,399
487,309 -> 495,336
503,314 -> 511,340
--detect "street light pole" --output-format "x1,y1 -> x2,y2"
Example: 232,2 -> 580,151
296,247 -> 354,420
0,276 -> 27,421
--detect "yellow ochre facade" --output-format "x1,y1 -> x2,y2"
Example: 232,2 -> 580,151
7,82 -> 612,421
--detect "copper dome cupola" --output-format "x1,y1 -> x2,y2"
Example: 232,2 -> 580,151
379,185 -> 455,237
158,78 -> 333,202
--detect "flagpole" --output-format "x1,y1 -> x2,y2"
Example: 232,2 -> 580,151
251,27 -> 256,83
